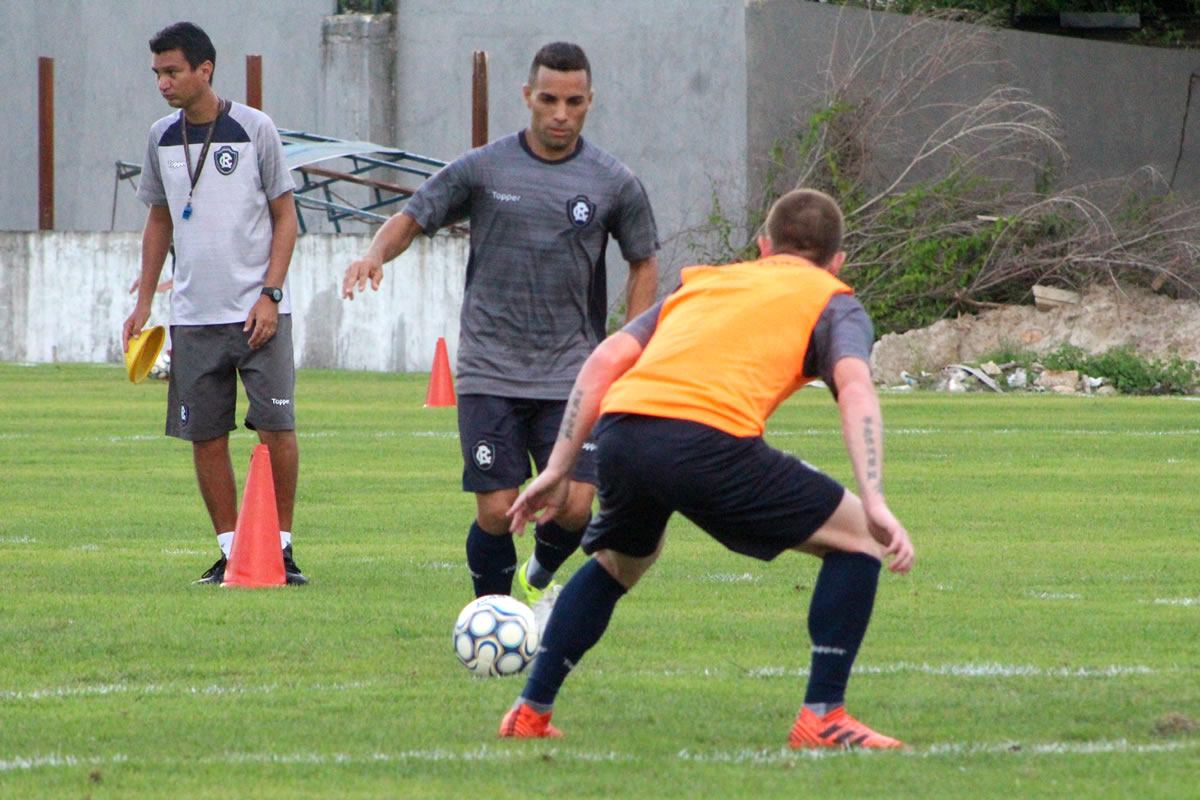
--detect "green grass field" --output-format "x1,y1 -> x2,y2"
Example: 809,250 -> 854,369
2,362 -> 1198,798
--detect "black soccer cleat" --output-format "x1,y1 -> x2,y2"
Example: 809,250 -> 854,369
283,545 -> 308,586
193,556 -> 227,585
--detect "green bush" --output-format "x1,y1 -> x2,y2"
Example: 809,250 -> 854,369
1043,344 -> 1200,395
840,190 -> 1027,334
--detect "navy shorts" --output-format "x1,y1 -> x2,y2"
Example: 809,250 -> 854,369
457,394 -> 598,492
582,414 -> 845,561
166,317 -> 295,442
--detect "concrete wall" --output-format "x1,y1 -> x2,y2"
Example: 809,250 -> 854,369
318,13 -> 397,148
1,0 -> 748,294
388,0 -> 749,291
746,3 -> 1200,198
0,231 -> 465,373
998,25 -> 1200,191
6,2 -> 1199,238
0,0 -> 331,234
4,2 -> 1200,373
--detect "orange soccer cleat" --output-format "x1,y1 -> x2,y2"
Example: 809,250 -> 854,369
789,706 -> 903,749
498,703 -> 564,739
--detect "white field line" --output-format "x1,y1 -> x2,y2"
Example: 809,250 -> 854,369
4,662 -> 1157,705
89,430 -> 461,443
72,426 -> 1200,445
4,738 -> 1197,773
1155,597 -> 1200,606
746,662 -> 1160,679
676,738 -> 1200,762
0,680 -> 372,703
702,572 -> 761,583
767,427 -> 1200,437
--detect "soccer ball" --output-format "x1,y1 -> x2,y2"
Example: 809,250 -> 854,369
453,594 -> 539,677
149,350 -> 171,380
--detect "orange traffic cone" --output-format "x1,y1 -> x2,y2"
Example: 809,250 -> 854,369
222,444 -> 286,587
425,336 -> 456,407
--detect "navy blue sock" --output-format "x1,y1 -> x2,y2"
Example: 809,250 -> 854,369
530,516 -> 589,584
520,558 -> 627,707
803,551 -> 881,707
465,522 -> 517,597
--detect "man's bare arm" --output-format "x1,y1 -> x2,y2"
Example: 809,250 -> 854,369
623,256 -> 658,320
343,211 -> 423,299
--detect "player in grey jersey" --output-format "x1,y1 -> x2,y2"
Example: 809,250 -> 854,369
344,42 -> 659,612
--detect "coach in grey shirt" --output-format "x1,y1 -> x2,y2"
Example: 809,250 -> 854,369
123,21 -> 306,586
343,42 -> 658,611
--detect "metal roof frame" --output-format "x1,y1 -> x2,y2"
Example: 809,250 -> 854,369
112,129 -> 446,233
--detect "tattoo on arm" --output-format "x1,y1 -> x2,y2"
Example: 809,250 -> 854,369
561,390 -> 584,443
862,415 -> 883,495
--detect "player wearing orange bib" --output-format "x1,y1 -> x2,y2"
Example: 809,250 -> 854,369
599,257 -> 852,437
500,188 -> 915,748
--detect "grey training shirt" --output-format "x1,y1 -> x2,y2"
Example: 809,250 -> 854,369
403,131 -> 659,399
138,101 -> 295,325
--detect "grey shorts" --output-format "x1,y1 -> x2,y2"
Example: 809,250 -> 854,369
457,393 -> 598,493
165,316 -> 295,441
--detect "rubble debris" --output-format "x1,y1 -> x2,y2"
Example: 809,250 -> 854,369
1035,369 -> 1080,392
1032,284 -> 1081,311
871,283 -> 1200,388
949,363 -> 1002,392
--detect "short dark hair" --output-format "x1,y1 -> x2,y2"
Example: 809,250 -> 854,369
764,189 -> 844,266
149,22 -> 217,81
528,42 -> 591,86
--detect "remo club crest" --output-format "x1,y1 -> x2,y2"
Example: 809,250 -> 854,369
214,145 -> 239,175
472,440 -> 495,471
567,195 -> 595,228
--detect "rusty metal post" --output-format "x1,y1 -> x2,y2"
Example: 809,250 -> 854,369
38,57 -> 54,230
246,55 -> 263,110
472,51 -> 488,148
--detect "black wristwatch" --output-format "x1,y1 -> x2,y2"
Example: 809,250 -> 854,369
261,287 -> 283,303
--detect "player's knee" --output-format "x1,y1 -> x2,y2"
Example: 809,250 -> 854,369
475,510 -> 511,535
847,533 -> 887,560
192,435 -> 229,455
475,489 -> 519,534
257,428 -> 296,445
799,500 -> 885,559
594,548 -> 655,590
553,505 -> 592,532
477,503 -> 518,534
555,482 -> 596,530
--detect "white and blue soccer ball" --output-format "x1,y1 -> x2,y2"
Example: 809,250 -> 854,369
453,594 -> 539,677
148,350 -> 171,380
